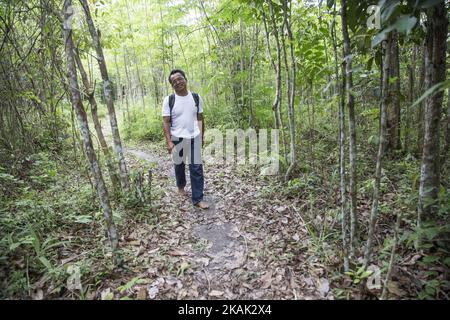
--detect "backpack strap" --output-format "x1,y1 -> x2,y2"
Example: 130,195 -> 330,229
169,93 -> 200,127
192,92 -> 200,115
168,93 -> 175,127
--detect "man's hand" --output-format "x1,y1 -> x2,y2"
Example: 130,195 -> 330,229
167,141 -> 175,154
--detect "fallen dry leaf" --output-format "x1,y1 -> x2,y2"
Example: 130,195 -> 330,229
100,288 -> 113,300
260,271 -> 273,289
32,289 -> 43,300
403,254 -> 422,266
136,287 -> 147,300
148,248 -> 160,255
242,282 -> 254,290
147,286 -> 159,299
169,249 -> 188,256
318,278 -> 330,296
135,246 -> 145,257
387,281 -> 405,296
303,277 -> 314,287
209,290 -> 224,297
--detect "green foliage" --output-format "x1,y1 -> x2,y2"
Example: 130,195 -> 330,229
345,265 -> 374,285
117,277 -> 145,293
27,153 -> 59,188
419,279 -> 449,300
0,149 -> 111,298
122,104 -> 164,142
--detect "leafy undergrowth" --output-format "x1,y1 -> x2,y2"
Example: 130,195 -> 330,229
1,138 -> 448,300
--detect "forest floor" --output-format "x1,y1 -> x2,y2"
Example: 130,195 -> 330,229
98,138 -> 333,300
5,121 -> 443,300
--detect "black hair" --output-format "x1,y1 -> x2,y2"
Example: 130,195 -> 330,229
168,69 -> 187,84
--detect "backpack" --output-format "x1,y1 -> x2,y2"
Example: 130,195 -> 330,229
168,92 -> 200,127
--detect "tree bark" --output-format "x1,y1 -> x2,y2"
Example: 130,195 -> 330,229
261,6 -> 278,130
113,54 -> 122,103
248,24 -> 259,128
364,38 -> 390,269
63,0 -> 119,260
80,0 -> 130,191
417,43 -> 426,154
331,2 -> 349,271
267,0 -> 287,164
74,48 -> 121,193
380,211 -> 402,300
239,16 -> 246,112
405,46 -> 416,153
341,0 -> 358,256
261,7 -> 276,72
386,31 -> 401,151
124,0 -> 146,111
442,86 -> 450,168
418,1 -> 448,220
282,0 -> 296,181
122,47 -> 132,123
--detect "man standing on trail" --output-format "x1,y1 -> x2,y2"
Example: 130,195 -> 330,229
162,69 -> 209,209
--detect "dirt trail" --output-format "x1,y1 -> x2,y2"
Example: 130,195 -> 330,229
107,138 -> 330,300
123,144 -> 247,293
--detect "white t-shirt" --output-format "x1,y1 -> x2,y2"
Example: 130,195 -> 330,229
162,91 -> 203,139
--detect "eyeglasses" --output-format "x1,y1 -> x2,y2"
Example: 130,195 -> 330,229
171,76 -> 185,86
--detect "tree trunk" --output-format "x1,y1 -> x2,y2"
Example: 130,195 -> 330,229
364,38 -> 390,269
159,4 -> 168,97
331,2 -> 349,271
239,16 -> 246,112
122,47 -> 132,123
417,43 -> 426,154
418,1 -> 448,220
267,0 -> 287,164
282,0 -> 296,181
80,0 -> 130,191
442,86 -> 450,168
124,0 -> 146,111
74,49 -> 121,193
261,6 -> 278,130
113,54 -> 122,103
261,7 -> 276,72
380,211 -> 402,300
386,31 -> 401,151
405,46 -> 416,153
341,0 -> 358,256
248,24 -> 259,128
63,0 -> 119,260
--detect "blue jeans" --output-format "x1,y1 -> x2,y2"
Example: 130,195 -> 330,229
172,136 -> 204,205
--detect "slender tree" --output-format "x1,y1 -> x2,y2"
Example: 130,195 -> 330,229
281,0 -> 297,181
364,38 -> 390,269
417,43 -> 426,154
63,0 -> 119,260
442,86 -> 450,168
267,0 -> 287,164
331,1 -> 349,271
261,6 -> 279,131
386,31 -> 401,151
79,0 -> 130,191
418,1 -> 448,221
341,0 -> 358,256
74,48 -> 121,193
405,46 -> 416,153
